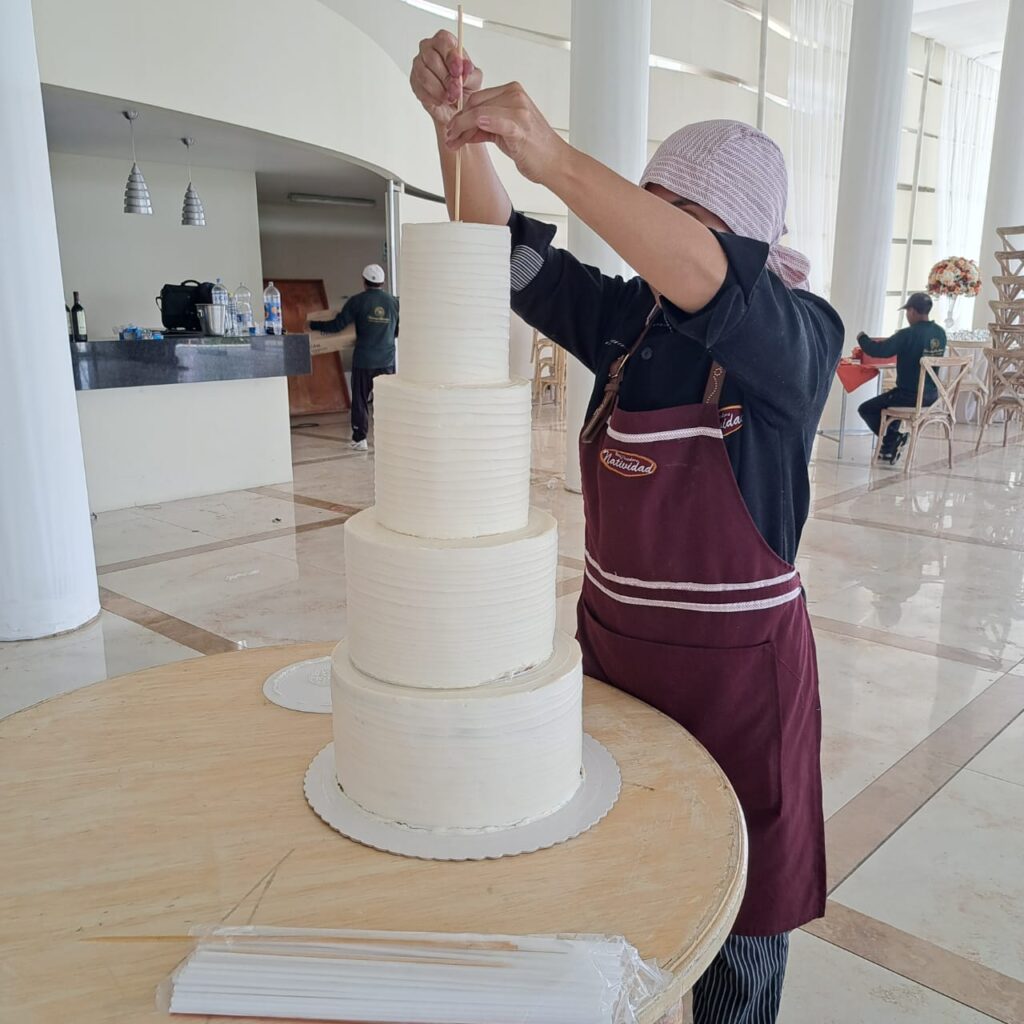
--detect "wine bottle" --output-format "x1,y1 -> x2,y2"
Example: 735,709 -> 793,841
71,291 -> 88,343
66,303 -> 73,342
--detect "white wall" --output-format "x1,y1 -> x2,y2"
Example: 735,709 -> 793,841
32,0 -> 444,197
259,202 -> 387,308
76,378 -> 292,512
49,152 -> 263,334
260,231 -> 381,309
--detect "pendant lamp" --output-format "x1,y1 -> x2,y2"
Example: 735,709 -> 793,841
180,137 -> 206,227
122,110 -> 153,215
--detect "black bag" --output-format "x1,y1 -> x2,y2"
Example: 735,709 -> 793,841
156,280 -> 215,331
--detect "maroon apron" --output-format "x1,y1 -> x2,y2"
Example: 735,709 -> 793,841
578,361 -> 826,936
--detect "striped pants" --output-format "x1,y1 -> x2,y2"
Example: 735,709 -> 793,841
691,933 -> 789,1024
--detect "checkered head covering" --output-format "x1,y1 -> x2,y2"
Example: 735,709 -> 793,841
640,119 -> 811,290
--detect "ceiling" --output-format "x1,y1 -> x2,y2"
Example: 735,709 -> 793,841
41,85 -> 389,205
913,0 -> 1008,66
390,0 -> 1009,66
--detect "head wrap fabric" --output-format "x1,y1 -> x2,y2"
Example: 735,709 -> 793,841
640,119 -> 811,291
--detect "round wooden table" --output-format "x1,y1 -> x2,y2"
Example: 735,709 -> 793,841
1,643 -> 746,1024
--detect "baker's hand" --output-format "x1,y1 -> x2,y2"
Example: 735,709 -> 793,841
410,30 -> 483,126
444,81 -> 566,184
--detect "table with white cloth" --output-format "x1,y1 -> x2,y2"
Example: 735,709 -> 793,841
947,330 -> 991,423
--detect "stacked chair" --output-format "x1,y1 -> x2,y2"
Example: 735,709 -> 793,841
976,226 -> 1024,450
532,330 -> 567,412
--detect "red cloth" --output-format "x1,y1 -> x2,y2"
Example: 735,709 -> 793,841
836,353 -> 898,393
837,360 -> 878,393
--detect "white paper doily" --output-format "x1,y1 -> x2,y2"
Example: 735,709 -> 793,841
304,736 -> 621,860
263,657 -> 332,713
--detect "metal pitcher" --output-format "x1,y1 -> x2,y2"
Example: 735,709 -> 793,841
196,303 -> 228,336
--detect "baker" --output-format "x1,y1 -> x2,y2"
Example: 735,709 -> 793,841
411,32 -> 842,1023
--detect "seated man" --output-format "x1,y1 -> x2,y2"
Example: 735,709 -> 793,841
857,292 -> 947,464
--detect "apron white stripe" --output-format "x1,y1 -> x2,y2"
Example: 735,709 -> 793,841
606,425 -> 723,443
584,567 -> 803,613
585,550 -> 797,593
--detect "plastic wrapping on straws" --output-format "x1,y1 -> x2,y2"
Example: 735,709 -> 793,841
157,924 -> 671,1024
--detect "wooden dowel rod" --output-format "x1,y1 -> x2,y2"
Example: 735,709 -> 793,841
454,4 -> 465,222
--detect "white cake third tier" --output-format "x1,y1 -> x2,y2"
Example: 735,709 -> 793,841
344,506 -> 557,688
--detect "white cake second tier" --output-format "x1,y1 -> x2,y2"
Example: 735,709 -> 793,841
332,632 -> 583,831
373,375 -> 531,539
345,506 -> 557,688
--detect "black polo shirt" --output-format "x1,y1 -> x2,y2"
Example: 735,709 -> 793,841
509,211 -> 843,565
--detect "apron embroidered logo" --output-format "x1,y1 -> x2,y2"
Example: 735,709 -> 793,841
720,405 -> 744,436
600,448 -> 657,478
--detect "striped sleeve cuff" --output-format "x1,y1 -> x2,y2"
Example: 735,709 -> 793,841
510,244 -> 545,293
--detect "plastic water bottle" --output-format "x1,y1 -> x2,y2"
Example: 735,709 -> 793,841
212,278 -> 231,333
233,283 -> 254,333
263,281 -> 283,335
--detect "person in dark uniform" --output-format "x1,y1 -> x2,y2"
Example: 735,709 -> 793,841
411,31 -> 843,1024
310,264 -> 399,450
856,292 -> 948,464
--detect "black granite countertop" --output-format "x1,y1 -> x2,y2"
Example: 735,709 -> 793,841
70,334 -> 311,391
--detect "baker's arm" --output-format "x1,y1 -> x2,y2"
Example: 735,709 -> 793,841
411,31 -> 511,226
411,33 -> 726,314
508,211 -> 646,373
442,83 -> 726,313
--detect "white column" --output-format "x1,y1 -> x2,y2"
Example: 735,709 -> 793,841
823,0 -> 913,435
975,0 -> 1024,327
565,0 -> 651,492
0,0 -> 98,639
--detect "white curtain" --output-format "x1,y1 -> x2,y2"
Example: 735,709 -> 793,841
935,49 -> 999,325
787,0 -> 853,299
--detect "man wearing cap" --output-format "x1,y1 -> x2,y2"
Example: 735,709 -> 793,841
856,292 -> 947,464
310,264 -> 398,451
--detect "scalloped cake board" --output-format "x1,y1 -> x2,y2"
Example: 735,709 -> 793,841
263,657 -> 332,714
304,736 -> 621,861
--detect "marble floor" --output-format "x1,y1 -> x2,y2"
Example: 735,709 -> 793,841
4,406 -> 1024,1023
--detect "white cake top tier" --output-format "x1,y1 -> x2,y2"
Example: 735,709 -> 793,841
344,506 -> 557,689
332,632 -> 583,831
373,376 -> 531,540
398,222 -> 511,385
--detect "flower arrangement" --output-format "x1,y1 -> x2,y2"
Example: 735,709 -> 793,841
928,257 -> 982,298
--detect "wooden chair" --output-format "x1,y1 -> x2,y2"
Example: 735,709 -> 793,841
989,299 -> 1024,327
974,349 -> 1024,450
532,330 -> 566,410
874,356 -> 971,472
947,342 -> 989,425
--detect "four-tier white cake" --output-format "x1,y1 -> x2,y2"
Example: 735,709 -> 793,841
331,221 -> 584,832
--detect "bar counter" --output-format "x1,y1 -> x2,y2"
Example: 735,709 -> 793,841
70,333 -> 311,391
70,335 -> 310,513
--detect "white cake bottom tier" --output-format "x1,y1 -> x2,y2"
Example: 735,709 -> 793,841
398,222 -> 511,385
373,376 -> 531,539
331,632 -> 583,831
345,507 -> 557,688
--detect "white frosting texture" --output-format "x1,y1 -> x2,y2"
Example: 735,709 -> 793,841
344,507 -> 557,688
332,633 -> 583,831
397,223 -> 511,384
373,376 -> 531,539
